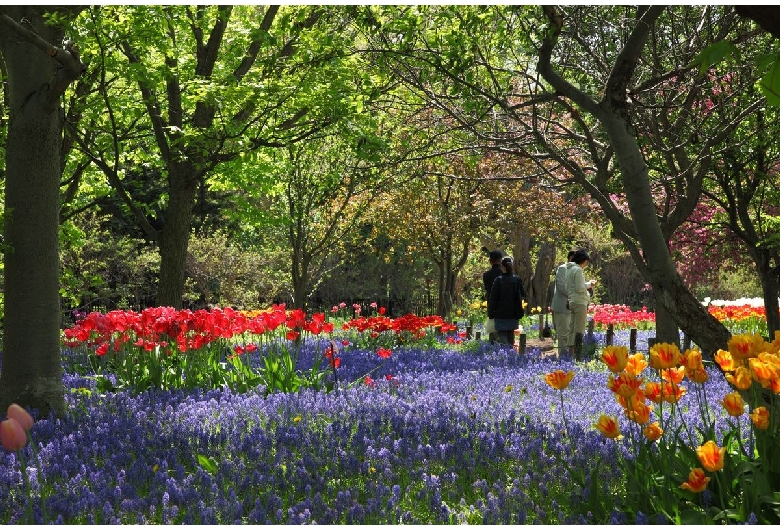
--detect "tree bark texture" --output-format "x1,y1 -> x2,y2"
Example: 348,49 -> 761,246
156,164 -> 198,308
0,6 -> 86,415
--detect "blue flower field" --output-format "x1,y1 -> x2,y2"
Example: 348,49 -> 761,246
0,329 -> 736,524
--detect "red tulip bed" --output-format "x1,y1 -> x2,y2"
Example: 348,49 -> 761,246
1,302 -> 779,524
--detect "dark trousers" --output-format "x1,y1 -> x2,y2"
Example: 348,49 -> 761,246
496,329 -> 515,346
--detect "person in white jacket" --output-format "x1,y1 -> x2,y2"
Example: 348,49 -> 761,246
565,250 -> 596,358
551,250 -> 575,357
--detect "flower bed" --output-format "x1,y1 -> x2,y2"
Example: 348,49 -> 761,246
2,305 -> 779,524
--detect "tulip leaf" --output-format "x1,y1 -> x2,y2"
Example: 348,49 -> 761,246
197,454 -> 219,474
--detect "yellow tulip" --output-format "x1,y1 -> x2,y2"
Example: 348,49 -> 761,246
593,414 -> 621,439
601,345 -> 629,373
649,342 -> 681,370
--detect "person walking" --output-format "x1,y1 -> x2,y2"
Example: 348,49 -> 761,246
488,256 -> 527,347
565,249 -> 596,359
551,250 -> 576,357
482,248 -> 504,342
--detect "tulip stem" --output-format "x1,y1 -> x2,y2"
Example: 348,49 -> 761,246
558,390 -> 570,440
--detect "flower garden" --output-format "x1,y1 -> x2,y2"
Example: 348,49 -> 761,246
1,301 -> 779,524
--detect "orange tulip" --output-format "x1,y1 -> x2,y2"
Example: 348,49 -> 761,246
725,366 -> 753,391
617,389 -> 645,410
749,358 -> 778,389
685,366 -> 709,384
662,382 -> 687,404
721,391 -> 745,417
625,353 -> 649,376
643,422 -> 663,441
593,414 -> 622,439
713,349 -> 736,372
0,418 -> 28,452
608,372 -> 643,397
728,334 -> 759,360
544,370 -> 575,391
680,468 -> 710,493
601,345 -> 629,373
649,342 -> 681,370
696,440 -> 726,473
682,348 -> 704,370
626,400 -> 653,425
6,404 -> 33,432
750,407 -> 770,430
661,366 -> 685,385
643,381 -> 663,403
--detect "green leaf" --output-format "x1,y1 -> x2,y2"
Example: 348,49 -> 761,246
760,58 -> 780,107
689,40 -> 739,75
197,454 -> 219,474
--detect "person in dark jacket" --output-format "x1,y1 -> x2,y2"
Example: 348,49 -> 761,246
482,249 -> 504,342
488,256 -> 527,347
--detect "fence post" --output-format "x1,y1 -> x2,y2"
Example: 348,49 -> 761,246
605,324 -> 614,346
538,314 -> 544,339
518,333 -> 526,355
587,319 -> 595,337
630,328 -> 637,352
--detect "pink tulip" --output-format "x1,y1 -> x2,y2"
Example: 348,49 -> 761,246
7,404 -> 33,432
0,418 -> 28,451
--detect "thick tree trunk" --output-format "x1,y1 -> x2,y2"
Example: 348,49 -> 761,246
602,115 -> 731,355
754,250 -> 780,338
156,165 -> 198,308
0,7 -> 84,415
654,296 -> 680,346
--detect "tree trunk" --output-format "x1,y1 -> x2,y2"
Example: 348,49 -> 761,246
528,240 -> 557,312
602,115 -> 730,355
0,6 -> 85,415
156,164 -> 198,308
654,297 -> 680,346
754,250 -> 780,338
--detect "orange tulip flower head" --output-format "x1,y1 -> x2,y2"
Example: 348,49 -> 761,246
696,440 -> 726,473
750,407 -> 770,430
544,370 -> 575,391
643,422 -> 663,442
593,414 -> 622,439
601,345 -> 629,373
649,342 -> 681,370
680,468 -> 710,493
722,391 -> 745,417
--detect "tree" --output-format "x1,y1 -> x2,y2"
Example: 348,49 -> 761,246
474,151 -> 581,311
256,129 -> 394,311
358,5 -> 765,353
63,5 -> 372,308
0,6 -> 86,414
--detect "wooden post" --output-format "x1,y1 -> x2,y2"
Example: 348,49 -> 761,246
587,319 -> 595,337
630,328 -> 637,352
475,331 -> 481,341
648,337 -> 657,351
606,324 -> 614,346
538,314 -> 544,339
518,333 -> 526,355
466,325 -> 473,339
